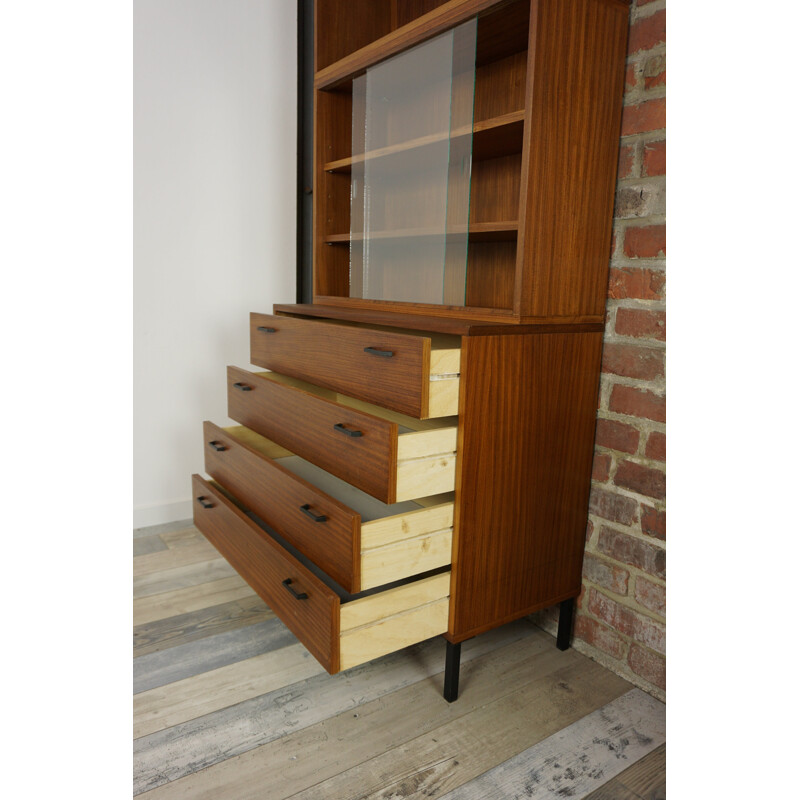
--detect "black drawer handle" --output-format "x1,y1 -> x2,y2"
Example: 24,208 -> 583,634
233,382 -> 253,392
257,326 -> 277,333
300,503 -> 327,522
282,578 -> 308,600
333,423 -> 363,438
208,441 -> 227,451
364,346 -> 394,358
196,496 -> 214,509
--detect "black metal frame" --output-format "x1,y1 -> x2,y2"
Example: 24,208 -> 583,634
443,641 -> 461,703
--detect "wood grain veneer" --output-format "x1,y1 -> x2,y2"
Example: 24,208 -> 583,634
448,330 -> 604,640
191,474 -> 340,673
227,366 -> 400,503
202,422 -> 361,593
515,0 -> 629,320
315,0 -> 509,89
250,313 -> 434,418
274,303 -> 605,337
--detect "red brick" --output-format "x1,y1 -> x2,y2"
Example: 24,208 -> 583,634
625,63 -> 638,92
610,385 -> 666,423
616,307 -> 666,341
602,342 -> 664,381
635,576 -> 666,617
617,143 -> 635,181
621,98 -> 665,136
645,431 -> 666,461
628,643 -> 666,690
640,504 -> 666,540
589,486 -> 639,525
588,589 -> 665,653
575,615 -> 627,659
592,452 -> 612,482
615,459 -> 666,500
608,267 -> 665,301
598,526 -> 665,579
643,55 -> 666,90
643,139 -> 666,176
586,518 -> 594,543
595,417 -> 640,454
623,224 -> 666,258
637,0 -> 660,5
583,553 -> 630,595
628,9 -> 665,54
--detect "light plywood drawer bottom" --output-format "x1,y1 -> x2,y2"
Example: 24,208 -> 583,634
192,474 -> 450,674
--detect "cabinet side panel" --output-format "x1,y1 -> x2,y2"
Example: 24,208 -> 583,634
516,0 -> 629,319
449,331 -> 603,639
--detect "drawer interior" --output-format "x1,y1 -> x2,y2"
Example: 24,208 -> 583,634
224,426 -> 454,590
254,370 -> 458,500
258,504 -> 452,672
195,474 -> 450,673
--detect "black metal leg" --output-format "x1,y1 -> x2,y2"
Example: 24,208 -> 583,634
556,598 -> 574,651
443,639 -> 461,702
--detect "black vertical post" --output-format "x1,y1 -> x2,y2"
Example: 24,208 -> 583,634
443,640 -> 462,702
556,598 -> 575,651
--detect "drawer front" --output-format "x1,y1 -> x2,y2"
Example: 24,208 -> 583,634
227,366 -> 399,503
191,474 -> 340,672
251,313 -> 430,417
203,422 -> 360,593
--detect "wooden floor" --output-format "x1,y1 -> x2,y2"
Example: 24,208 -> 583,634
133,521 -> 666,799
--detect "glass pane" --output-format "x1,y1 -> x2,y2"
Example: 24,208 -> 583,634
349,19 -> 477,305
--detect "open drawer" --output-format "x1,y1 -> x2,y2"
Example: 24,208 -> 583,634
203,422 -> 454,593
192,474 -> 451,673
250,313 -> 460,418
227,366 -> 457,503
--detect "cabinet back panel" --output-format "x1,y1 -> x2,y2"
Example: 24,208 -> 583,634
464,241 -> 516,310
469,153 -> 521,225
396,0 -> 454,28
474,50 -> 527,121
315,0 -> 393,71
475,0 -> 530,66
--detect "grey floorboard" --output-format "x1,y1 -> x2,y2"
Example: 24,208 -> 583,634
133,618 -> 297,694
133,596 -> 273,658
134,534 -> 169,557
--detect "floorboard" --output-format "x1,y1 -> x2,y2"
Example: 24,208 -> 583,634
132,523 -> 666,799
133,618 -> 296,693
133,596 -> 274,658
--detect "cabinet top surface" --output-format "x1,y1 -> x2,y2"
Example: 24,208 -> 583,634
273,304 -> 604,337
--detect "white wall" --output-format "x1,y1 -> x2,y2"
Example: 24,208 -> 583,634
134,0 -> 297,527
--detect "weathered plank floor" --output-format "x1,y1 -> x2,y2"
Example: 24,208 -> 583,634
134,521 -> 666,799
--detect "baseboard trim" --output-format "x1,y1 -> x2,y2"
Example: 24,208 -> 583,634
133,499 -> 193,532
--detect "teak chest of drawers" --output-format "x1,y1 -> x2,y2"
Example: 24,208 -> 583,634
191,0 -> 628,700
193,310 -> 605,699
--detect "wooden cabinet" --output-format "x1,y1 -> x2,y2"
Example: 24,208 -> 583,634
192,0 -> 629,700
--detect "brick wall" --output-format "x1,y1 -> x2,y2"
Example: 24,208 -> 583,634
533,0 -> 666,701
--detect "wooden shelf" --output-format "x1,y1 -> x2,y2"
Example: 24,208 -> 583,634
325,111 -> 524,174
324,221 -> 518,245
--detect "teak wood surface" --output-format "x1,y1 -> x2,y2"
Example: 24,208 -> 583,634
250,312 -> 432,418
274,303 -> 604,337
448,331 -> 604,640
190,475 -> 340,673
515,0 -> 629,320
202,422 -> 361,593
226,366 -> 400,504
